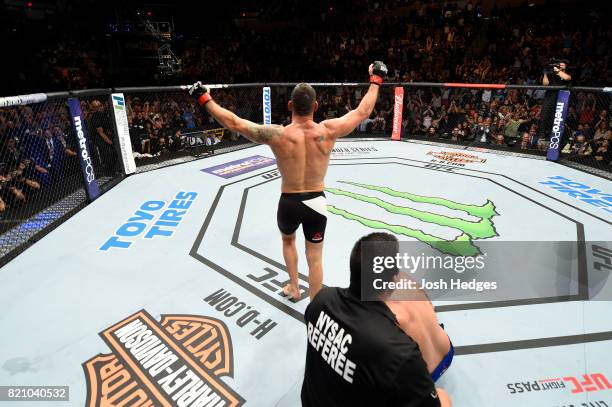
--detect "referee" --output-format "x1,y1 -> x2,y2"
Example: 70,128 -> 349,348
301,233 -> 451,407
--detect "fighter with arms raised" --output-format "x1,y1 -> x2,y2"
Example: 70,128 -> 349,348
189,61 -> 388,300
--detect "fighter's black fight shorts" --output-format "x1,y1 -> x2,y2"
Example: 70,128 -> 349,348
277,191 -> 327,243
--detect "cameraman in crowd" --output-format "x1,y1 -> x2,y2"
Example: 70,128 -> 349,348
542,59 -> 572,87
539,59 -> 572,140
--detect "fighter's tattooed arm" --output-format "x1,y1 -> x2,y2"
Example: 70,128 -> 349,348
246,124 -> 284,144
204,100 -> 283,145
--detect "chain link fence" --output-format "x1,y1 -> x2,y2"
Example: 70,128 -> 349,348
270,84 -> 396,137
121,84 -> 610,171
559,88 -> 611,171
0,92 -> 124,266
0,98 -> 84,263
121,84 -> 397,172
0,82 -> 609,266
76,94 -> 124,182
401,85 -> 551,154
121,88 -> 257,171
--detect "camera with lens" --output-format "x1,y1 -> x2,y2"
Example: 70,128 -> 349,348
543,58 -> 565,74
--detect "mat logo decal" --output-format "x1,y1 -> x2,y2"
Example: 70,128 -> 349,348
325,181 -> 498,256
540,175 -> 612,215
507,373 -> 612,395
204,288 -> 277,339
202,155 -> 276,179
83,309 -> 245,407
427,151 -> 487,166
331,146 -> 379,157
100,191 -> 198,251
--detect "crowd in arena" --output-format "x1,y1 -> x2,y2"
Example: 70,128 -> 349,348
124,92 -> 248,158
1,0 -> 610,218
0,103 -> 73,215
10,2 -> 610,92
12,1 -> 607,160
0,99 -> 116,217
180,2 -> 610,86
0,90 -> 244,218
35,40 -> 106,92
344,86 -> 611,162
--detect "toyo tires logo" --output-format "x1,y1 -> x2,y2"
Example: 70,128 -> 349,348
325,181 -> 498,256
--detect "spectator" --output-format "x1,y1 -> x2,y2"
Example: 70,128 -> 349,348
594,139 -> 611,164
87,100 -> 117,176
562,134 -> 593,156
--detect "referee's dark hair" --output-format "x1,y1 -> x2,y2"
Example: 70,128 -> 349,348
349,232 -> 400,299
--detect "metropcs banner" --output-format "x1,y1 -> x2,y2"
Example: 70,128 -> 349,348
546,90 -> 570,161
68,98 -> 100,201
392,87 -> 404,140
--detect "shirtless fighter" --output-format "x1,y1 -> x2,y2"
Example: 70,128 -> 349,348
386,290 -> 454,382
189,61 -> 388,300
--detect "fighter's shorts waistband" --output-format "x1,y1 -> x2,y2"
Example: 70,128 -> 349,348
431,324 -> 454,382
280,191 -> 325,200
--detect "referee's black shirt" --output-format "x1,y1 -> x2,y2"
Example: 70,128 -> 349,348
301,287 -> 440,407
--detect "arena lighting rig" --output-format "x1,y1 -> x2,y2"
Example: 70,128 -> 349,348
136,10 -> 182,76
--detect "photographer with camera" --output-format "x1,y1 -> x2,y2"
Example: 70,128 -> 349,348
542,59 -> 572,86
539,58 -> 571,140
542,59 -> 571,86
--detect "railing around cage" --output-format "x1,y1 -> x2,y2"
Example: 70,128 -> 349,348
0,81 -> 610,266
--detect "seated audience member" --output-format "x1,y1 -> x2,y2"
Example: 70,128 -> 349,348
450,127 -> 461,141
427,126 -> 438,138
594,139 -> 610,163
537,137 -> 550,151
302,233 -> 451,407
594,121 -> 611,141
562,134 -> 592,156
519,132 -> 531,150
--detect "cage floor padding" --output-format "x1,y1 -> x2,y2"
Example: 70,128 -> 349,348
1,140 -> 611,406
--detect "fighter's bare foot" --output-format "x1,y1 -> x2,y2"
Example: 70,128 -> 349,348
282,284 -> 301,300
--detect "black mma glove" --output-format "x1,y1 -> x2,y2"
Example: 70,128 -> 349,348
188,81 -> 213,106
370,61 -> 388,86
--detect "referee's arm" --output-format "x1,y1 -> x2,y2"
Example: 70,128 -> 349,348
390,355 -> 451,407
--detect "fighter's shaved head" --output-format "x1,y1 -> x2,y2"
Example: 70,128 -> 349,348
291,83 -> 316,116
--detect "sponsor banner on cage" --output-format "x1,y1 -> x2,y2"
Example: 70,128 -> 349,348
546,90 -> 570,161
391,87 -> 404,140
262,87 -> 272,125
82,309 -> 245,407
111,93 -> 137,175
68,98 -> 100,201
202,155 -> 276,179
0,93 -> 47,108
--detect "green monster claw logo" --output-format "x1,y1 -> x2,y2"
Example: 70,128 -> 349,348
325,181 -> 498,256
